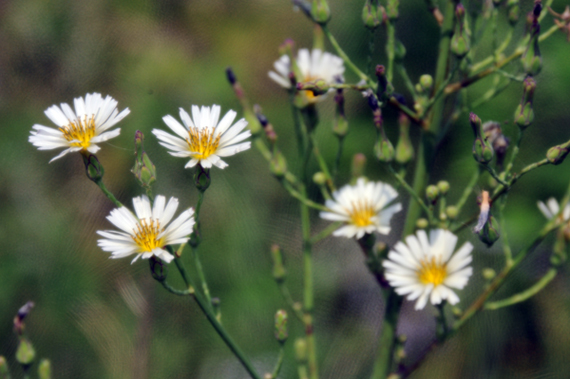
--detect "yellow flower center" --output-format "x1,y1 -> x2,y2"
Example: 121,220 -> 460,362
303,75 -> 322,103
186,126 -> 221,160
418,256 -> 447,286
132,219 -> 165,253
59,115 -> 96,150
348,200 -> 375,227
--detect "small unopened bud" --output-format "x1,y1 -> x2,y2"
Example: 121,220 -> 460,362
149,256 -> 168,282
0,356 -> 9,378
274,310 -> 288,343
375,65 -> 393,98
375,136 -> 394,162
507,0 -> 520,25
522,17 -> 542,75
386,0 -> 399,20
271,244 -> 286,282
451,3 -> 471,57
446,206 -> 458,220
38,359 -> 52,379
482,268 -> 496,280
416,218 -> 429,229
477,215 -> 500,247
313,172 -> 327,186
132,131 -> 157,189
394,40 -> 406,62
311,0 -> 331,25
81,152 -> 104,183
483,121 -> 510,167
437,181 -> 450,196
419,75 -> 433,93
194,164 -> 211,191
470,113 -> 494,164
426,185 -> 440,204
255,107 -> 278,145
295,338 -> 308,363
351,154 -> 366,180
362,0 -> 381,29
514,76 -> 536,129
333,90 -> 348,138
546,140 -> 570,165
16,338 -> 35,367
270,151 -> 288,178
396,113 -> 413,164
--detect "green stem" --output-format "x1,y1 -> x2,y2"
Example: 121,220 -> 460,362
386,21 -> 396,83
455,167 -> 481,214
173,256 -> 262,379
482,164 -> 508,186
278,282 -> 305,322
485,268 -> 557,310
97,181 -> 123,208
371,290 -> 402,379
271,346 -> 286,379
505,129 -> 524,176
161,280 -> 193,296
388,165 -> 433,224
309,133 -> 335,192
310,222 -> 342,244
192,189 -> 213,307
321,25 -> 370,84
498,197 -> 513,266
291,93 -> 307,157
332,137 -> 344,181
396,63 -> 418,101
283,181 -> 329,212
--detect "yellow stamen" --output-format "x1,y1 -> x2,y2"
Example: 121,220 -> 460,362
303,75 -> 322,103
132,219 -> 165,253
348,200 -> 375,227
59,115 -> 96,150
186,127 -> 221,160
418,256 -> 447,286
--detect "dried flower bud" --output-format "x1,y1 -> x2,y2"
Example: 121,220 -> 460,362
546,140 -> 570,165
483,121 -> 510,167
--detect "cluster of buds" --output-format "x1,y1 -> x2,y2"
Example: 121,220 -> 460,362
483,121 -> 510,167
451,3 -> 471,58
470,113 -> 494,165
514,76 -> 536,129
362,0 -> 384,30
413,74 -> 433,114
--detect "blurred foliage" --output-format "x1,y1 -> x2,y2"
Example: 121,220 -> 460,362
1,0 -> 570,378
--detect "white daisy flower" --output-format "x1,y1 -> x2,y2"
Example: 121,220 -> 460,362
383,229 -> 473,310
97,195 -> 194,264
152,105 -> 251,169
268,48 -> 345,102
29,93 -> 130,162
319,178 -> 402,239
537,197 -> 570,221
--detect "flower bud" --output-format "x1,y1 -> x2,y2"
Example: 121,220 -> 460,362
483,121 -> 510,167
386,0 -> 399,20
271,244 -> 286,283
255,106 -> 278,145
547,141 -> 570,165
333,89 -> 348,138
437,181 -> 450,196
396,113 -> 413,164
194,164 -> 211,192
313,172 -> 327,186
375,65 -> 393,99
482,267 -> 496,280
514,76 -> 536,129
451,3 -> 471,57
419,75 -> 433,93
274,310 -> 288,344
477,215 -> 500,247
426,185 -> 440,204
446,206 -> 458,220
507,0 -> 520,25
149,256 -> 168,282
470,113 -> 494,164
16,338 -> 35,367
522,17 -> 542,75
295,338 -> 308,363
394,39 -> 406,62
81,152 -> 104,184
311,0 -> 331,25
362,0 -> 381,29
375,136 -> 394,162
132,131 -> 157,189
270,151 -> 288,179
351,153 -> 366,181
0,356 -> 9,379
297,78 -> 330,97
416,218 -> 429,229
14,302 -> 34,336
38,359 -> 52,379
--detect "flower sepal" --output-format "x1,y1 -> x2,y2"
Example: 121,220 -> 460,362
81,152 -> 105,183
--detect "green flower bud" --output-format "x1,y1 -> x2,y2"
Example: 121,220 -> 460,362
416,218 -> 429,229
270,151 -> 288,179
271,244 -> 286,283
396,113 -> 414,164
16,338 -> 35,367
149,256 -> 168,282
482,267 -> 496,280
311,0 -> 331,25
514,76 -> 536,129
426,185 -> 440,204
0,356 -> 9,379
362,0 -> 381,29
132,131 -> 157,189
313,172 -> 327,186
296,78 -> 330,97
274,310 -> 288,343
375,136 -> 394,162
394,39 -> 406,62
446,206 -> 458,220
546,140 -> 570,165
507,0 -> 520,25
419,75 -> 433,93
295,338 -> 308,363
450,4 -> 470,58
386,0 -> 399,20
437,181 -> 450,196
194,164 -> 211,191
522,18 -> 542,75
333,89 -> 348,138
38,359 -> 51,379
81,152 -> 104,184
477,215 -> 500,247
351,153 -> 366,181
470,113 -> 494,164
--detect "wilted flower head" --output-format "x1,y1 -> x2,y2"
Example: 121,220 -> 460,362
537,197 -> 570,222
383,229 -> 473,310
29,93 -> 130,162
153,105 -> 251,169
319,178 -> 402,239
97,195 -> 194,264
268,48 -> 345,103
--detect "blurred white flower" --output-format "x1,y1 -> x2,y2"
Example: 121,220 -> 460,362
268,48 -> 344,102
319,178 -> 402,239
29,93 -> 130,162
383,229 -> 473,310
97,195 -> 194,264
537,197 -> 570,221
153,105 -> 251,169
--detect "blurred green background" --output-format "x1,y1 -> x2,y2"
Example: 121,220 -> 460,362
1,0 -> 570,378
